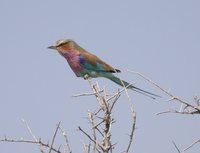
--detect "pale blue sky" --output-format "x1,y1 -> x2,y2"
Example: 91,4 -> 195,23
0,0 -> 200,153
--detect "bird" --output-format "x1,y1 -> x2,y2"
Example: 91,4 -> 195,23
48,39 -> 159,99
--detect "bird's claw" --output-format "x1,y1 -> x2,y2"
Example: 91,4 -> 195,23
84,74 -> 90,80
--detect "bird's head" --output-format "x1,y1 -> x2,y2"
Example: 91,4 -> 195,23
48,39 -> 76,53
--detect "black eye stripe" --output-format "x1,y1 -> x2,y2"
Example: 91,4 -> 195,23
57,41 -> 68,47
57,43 -> 63,47
57,42 -> 65,47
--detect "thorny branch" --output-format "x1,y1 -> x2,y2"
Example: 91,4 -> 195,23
1,69 -> 199,152
125,110 -> 136,153
183,137 -> 200,152
0,78 -> 136,153
0,137 -> 61,153
58,125 -> 72,153
172,137 -> 200,153
128,70 -> 200,115
21,118 -> 45,153
128,70 -> 200,152
49,122 -> 61,153
172,141 -> 181,153
76,78 -> 136,153
0,120 -> 71,153
78,126 -> 102,150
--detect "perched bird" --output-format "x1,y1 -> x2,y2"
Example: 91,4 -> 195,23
48,39 -> 159,99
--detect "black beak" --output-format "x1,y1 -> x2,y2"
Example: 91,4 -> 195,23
47,45 -> 57,49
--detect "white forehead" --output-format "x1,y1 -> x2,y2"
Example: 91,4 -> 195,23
56,39 -> 73,46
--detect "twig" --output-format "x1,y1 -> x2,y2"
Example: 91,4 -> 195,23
77,77 -> 137,153
111,73 -> 137,153
58,125 -> 72,153
22,118 -> 45,153
73,90 -> 104,97
81,140 -> 91,153
88,112 -> 97,153
128,70 -> 200,114
125,111 -> 136,153
109,90 -> 121,112
22,118 -> 37,141
49,122 -> 61,153
117,76 -> 136,153
183,137 -> 200,152
106,84 -> 132,102
172,141 -> 181,153
156,109 -> 200,115
78,126 -> 103,152
129,70 -> 200,151
0,137 -> 61,153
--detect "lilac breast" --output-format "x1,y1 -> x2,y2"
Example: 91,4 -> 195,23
61,52 -> 83,76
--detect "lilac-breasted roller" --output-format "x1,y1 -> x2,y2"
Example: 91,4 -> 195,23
48,39 -> 159,99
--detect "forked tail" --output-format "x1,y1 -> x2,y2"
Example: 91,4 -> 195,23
105,74 -> 160,99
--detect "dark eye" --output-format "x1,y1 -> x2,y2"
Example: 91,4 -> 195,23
57,42 -> 64,47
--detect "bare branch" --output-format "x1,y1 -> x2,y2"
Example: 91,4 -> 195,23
172,141 -> 181,153
128,70 -> 200,152
49,122 -> 61,153
74,77 -> 137,153
78,126 -> 103,152
73,90 -> 104,97
128,70 -> 200,114
22,118 -> 37,141
58,125 -> 72,153
184,137 -> 200,152
0,137 -> 61,153
125,111 -> 136,153
88,112 -> 98,153
109,90 -> 121,112
22,118 -> 45,153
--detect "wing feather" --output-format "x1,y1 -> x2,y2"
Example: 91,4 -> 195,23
80,52 -> 121,73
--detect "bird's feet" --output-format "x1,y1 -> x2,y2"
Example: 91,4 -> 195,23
84,74 -> 91,80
